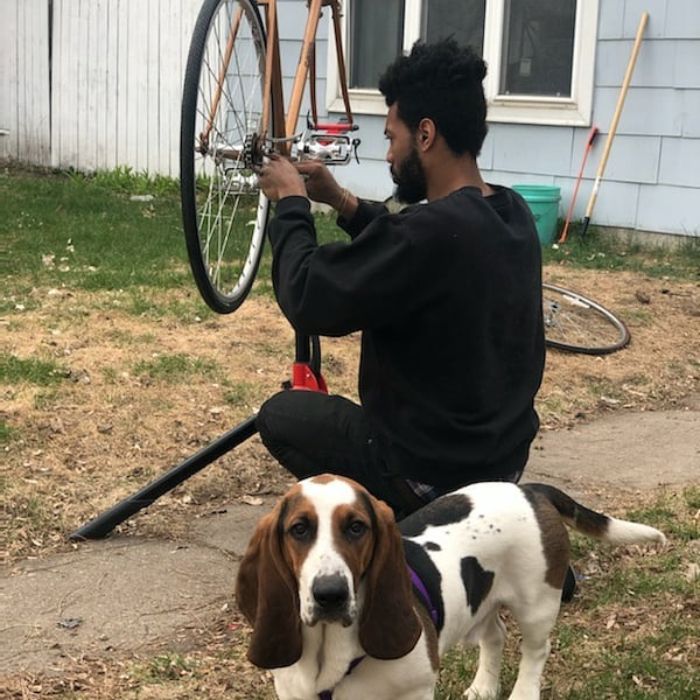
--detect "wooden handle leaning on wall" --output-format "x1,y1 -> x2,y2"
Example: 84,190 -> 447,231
582,11 -> 649,234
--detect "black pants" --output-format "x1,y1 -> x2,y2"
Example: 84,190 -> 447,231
256,390 -> 520,518
257,390 -> 425,517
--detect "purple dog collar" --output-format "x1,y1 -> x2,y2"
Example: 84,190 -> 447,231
318,655 -> 364,700
408,564 -> 439,626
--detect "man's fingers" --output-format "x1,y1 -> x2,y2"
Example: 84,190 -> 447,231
253,152 -> 281,175
294,161 -> 321,174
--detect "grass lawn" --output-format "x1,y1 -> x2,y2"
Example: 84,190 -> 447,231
0,166 -> 347,310
1,165 -> 699,698
3,165 -> 698,296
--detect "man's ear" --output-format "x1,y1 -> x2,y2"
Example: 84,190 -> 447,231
417,118 -> 437,151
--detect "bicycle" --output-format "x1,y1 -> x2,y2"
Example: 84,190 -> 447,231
180,0 -> 358,315
542,283 -> 630,355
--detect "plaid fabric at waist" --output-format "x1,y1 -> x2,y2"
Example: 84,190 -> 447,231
405,478 -> 442,502
405,468 -> 524,506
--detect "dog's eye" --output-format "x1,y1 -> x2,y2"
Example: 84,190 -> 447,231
289,521 -> 310,540
346,520 -> 368,539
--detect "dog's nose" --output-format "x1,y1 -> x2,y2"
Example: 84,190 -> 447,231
312,575 -> 349,610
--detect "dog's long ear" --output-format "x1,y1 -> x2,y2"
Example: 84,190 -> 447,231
359,496 -> 422,659
235,501 -> 302,669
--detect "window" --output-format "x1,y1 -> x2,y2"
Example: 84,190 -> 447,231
500,0 -> 577,97
326,0 -> 598,126
423,0 -> 486,57
349,0 -> 405,89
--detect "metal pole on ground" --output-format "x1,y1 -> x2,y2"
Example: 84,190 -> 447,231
69,416 -> 258,540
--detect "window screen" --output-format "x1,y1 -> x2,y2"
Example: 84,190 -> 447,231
349,0 -> 405,89
422,0 -> 486,56
500,0 -> 577,97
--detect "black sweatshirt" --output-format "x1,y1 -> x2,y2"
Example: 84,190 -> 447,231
268,186 -> 544,487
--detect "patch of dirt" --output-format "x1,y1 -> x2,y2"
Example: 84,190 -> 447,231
538,267 -> 699,427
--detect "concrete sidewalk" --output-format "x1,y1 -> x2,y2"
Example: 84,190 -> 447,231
2,403 -> 698,674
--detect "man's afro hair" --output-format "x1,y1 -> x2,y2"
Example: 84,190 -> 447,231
379,39 -> 488,158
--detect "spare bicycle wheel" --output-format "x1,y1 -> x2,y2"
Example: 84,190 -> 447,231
542,283 -> 631,355
181,0 -> 271,314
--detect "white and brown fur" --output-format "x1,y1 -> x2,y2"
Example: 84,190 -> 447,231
236,475 -> 665,700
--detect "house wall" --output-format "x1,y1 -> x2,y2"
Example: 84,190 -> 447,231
49,0 -> 203,175
1,0 -> 697,237
326,0 -> 700,238
0,0 -> 203,175
0,0 -> 52,165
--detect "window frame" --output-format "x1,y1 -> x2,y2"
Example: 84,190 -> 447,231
326,0 -> 599,126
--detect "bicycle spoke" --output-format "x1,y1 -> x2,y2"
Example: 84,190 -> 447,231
232,38 -> 252,138
211,9 -> 244,140
550,304 -> 610,343
216,184 -> 245,283
213,14 -> 249,137
206,7 -> 262,143
202,56 -> 245,140
198,24 -> 263,153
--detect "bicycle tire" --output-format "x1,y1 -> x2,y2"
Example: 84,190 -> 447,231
542,283 -> 631,355
181,0 -> 271,314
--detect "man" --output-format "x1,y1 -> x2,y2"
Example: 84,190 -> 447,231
255,39 -> 545,519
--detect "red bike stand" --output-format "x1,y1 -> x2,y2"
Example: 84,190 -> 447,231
69,332 -> 326,540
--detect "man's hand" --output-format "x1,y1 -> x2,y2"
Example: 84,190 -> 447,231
295,160 -> 343,207
295,160 -> 358,219
257,154 -> 307,202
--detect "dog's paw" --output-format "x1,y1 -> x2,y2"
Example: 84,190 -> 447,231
464,683 -> 499,700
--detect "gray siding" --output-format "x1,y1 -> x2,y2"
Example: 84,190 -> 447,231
320,0 -> 700,238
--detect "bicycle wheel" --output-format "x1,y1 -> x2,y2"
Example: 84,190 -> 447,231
181,0 -> 271,314
542,283 -> 630,355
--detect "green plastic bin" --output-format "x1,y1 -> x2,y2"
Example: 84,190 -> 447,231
512,184 -> 561,245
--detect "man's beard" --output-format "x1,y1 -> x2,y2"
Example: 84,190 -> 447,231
392,143 -> 427,204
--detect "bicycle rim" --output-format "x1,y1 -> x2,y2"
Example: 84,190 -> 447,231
542,283 -> 631,355
181,0 -> 269,314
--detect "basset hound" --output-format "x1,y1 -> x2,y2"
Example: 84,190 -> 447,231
236,475 -> 665,700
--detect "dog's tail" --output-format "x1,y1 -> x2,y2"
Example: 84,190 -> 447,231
523,484 -> 666,545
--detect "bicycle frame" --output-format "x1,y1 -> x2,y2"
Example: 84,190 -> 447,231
203,0 -> 354,158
